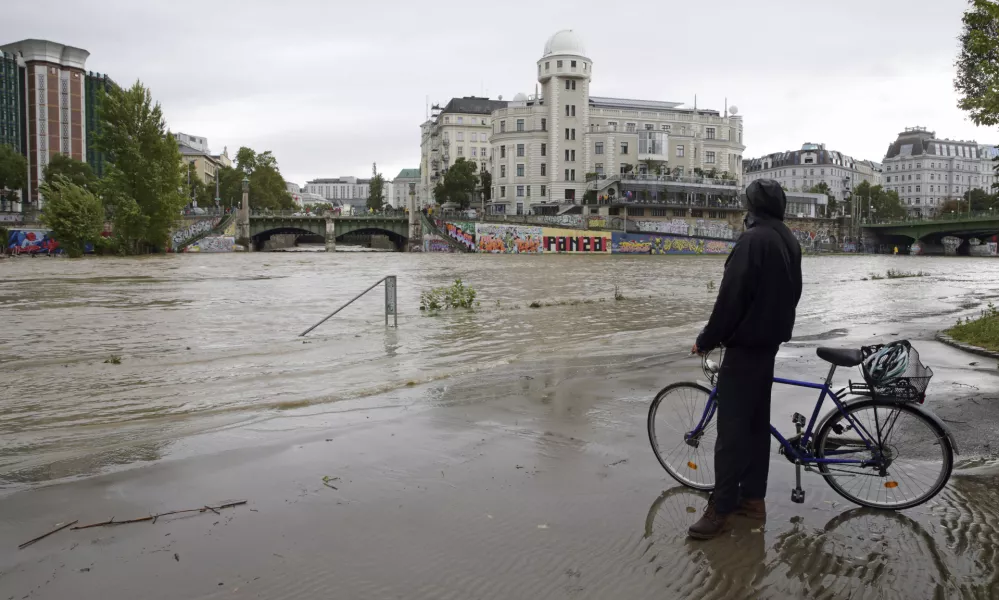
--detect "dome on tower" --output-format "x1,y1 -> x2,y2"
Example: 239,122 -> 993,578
543,30 -> 586,57
513,92 -> 528,102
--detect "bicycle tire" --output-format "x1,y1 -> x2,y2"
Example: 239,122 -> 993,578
814,399 -> 953,510
647,382 -> 716,491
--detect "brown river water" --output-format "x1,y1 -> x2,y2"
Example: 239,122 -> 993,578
3,253 -> 999,599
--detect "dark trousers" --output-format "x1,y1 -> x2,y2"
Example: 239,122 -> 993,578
712,346 -> 777,515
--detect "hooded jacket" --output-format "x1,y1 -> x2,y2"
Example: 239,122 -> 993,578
695,179 -> 802,352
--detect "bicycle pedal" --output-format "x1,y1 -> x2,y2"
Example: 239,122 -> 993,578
791,488 -> 805,504
792,413 -> 806,428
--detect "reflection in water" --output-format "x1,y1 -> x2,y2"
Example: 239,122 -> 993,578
643,478 -> 999,599
2,253 -> 999,486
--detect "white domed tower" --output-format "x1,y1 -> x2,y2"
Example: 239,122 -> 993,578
537,30 -> 591,205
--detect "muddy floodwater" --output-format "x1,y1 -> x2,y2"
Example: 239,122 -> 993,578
2,253 -> 999,599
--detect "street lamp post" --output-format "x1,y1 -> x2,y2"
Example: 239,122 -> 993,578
236,175 -> 251,252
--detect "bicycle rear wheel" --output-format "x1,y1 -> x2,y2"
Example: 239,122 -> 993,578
647,382 -> 716,490
814,399 -> 953,510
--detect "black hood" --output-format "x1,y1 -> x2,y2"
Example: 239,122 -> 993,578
745,179 -> 787,221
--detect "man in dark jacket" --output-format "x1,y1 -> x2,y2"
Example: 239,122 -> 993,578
688,179 -> 802,540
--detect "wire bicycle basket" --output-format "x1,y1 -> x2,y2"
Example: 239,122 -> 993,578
850,341 -> 933,403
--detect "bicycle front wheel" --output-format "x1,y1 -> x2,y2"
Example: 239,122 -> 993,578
648,382 -> 716,490
815,399 -> 953,510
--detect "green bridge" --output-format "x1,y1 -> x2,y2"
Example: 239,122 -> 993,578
248,213 -> 409,250
864,214 -> 999,254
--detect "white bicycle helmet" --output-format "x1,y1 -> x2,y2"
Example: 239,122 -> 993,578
863,343 -> 909,383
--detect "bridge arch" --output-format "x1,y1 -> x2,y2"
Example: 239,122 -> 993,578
335,227 -> 408,251
251,226 -> 323,251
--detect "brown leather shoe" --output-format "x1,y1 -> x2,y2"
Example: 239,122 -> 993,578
687,502 -> 730,540
735,498 -> 767,522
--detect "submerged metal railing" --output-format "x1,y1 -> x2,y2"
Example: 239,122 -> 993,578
299,276 -> 398,336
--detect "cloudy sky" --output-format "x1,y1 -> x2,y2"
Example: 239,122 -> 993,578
6,0 -> 995,186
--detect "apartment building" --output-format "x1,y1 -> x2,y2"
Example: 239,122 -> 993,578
392,167 -> 420,208
882,127 -> 997,217
743,143 -> 882,204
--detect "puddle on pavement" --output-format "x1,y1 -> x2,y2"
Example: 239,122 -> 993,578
643,472 -> 999,599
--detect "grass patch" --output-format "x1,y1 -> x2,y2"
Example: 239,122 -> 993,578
420,279 -> 477,313
948,303 -> 999,352
866,270 -> 928,281
104,354 -> 122,365
614,285 -> 625,301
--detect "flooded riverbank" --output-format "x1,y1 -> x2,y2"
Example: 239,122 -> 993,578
2,253 -> 999,489
3,253 -> 999,599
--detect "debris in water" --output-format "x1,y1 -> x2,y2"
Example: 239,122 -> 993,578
607,459 -> 627,467
71,501 -> 247,531
18,520 -> 79,550
516,465 -> 524,469
686,507 -> 697,513
537,524 -> 549,529
174,553 -> 179,562
322,476 -> 340,490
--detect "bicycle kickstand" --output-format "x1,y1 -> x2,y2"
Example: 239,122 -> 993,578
791,460 -> 805,504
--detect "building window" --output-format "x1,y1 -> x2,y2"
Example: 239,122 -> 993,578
500,120 -> 506,133
571,128 -> 576,140
517,144 -> 525,157
456,132 -> 464,141
626,123 -> 636,133
565,128 -> 570,140
500,186 -> 506,198
565,188 -> 575,201
541,185 -> 547,196
500,165 -> 507,177
620,163 -> 628,174
545,61 -> 550,72
595,162 -> 604,175
916,185 -> 921,192
471,147 -> 477,157
444,117 -> 450,123
541,163 -> 546,176
557,60 -> 563,68
571,60 -> 577,68
565,104 -> 576,117
457,117 -> 463,124
676,145 -> 684,158
541,118 -> 547,131
706,151 -> 715,164
621,142 -> 629,154
517,164 -> 524,177
565,169 -> 570,181
541,143 -> 546,157
517,185 -> 524,197
706,127 -> 715,139
481,146 -> 488,156
516,119 -> 524,132
607,121 -> 617,130
595,142 -> 604,155
500,145 -> 506,158
457,146 -> 464,156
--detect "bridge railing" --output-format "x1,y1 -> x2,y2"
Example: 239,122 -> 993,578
250,210 -> 406,218
865,210 -> 999,227
300,276 -> 398,335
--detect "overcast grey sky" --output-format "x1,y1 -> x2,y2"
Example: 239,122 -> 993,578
6,0 -> 995,186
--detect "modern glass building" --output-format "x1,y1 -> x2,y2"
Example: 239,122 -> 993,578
0,50 -> 25,210
85,71 -> 112,177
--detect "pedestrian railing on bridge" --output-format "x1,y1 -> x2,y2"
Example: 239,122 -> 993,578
299,276 -> 398,336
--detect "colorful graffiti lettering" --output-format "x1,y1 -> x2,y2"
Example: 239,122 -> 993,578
423,233 -> 453,253
444,221 -> 475,250
610,232 -> 734,255
841,243 -> 857,253
691,220 -> 735,240
636,219 -> 690,236
541,228 -> 610,253
475,224 -> 543,254
171,217 -> 221,249
537,214 -> 584,228
587,217 -> 608,229
187,236 -> 235,253
7,230 -> 60,254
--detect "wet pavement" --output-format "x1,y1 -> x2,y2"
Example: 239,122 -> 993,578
2,253 -> 999,598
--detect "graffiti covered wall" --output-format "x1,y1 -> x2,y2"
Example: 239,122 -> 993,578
537,214 -> 584,228
187,236 -> 235,253
171,217 -> 221,250
475,224 -> 543,253
785,219 -> 837,249
6,230 -> 60,254
611,232 -> 735,255
635,219 -> 736,240
541,227 -> 611,253
423,233 -> 453,253
441,220 -> 475,251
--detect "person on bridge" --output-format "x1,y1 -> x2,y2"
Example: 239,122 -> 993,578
688,178 -> 803,540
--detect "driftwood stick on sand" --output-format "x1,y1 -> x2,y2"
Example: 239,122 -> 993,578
71,501 -> 248,531
18,520 -> 79,550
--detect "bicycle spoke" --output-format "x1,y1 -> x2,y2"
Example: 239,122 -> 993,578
650,384 -> 716,489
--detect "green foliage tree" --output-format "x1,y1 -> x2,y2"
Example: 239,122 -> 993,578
433,158 -> 479,209
956,0 -> 999,128
0,144 -> 27,210
869,185 -> 906,220
39,176 -> 104,257
94,81 -> 186,252
43,153 -> 97,190
223,147 -> 294,211
964,187 -> 996,211
367,173 -> 386,211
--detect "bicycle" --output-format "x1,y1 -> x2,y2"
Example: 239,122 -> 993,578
647,343 -> 958,509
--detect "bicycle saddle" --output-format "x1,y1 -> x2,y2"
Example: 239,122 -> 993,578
816,347 -> 864,367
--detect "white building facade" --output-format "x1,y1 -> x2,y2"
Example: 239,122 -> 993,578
485,30 -> 745,215
392,168 -> 420,208
882,127 -> 997,217
304,176 -> 371,202
743,143 -> 882,204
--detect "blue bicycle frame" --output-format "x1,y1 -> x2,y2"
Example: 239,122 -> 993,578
687,362 -> 886,467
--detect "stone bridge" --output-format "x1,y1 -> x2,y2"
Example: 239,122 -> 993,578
863,215 -> 999,255
248,214 -> 409,251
